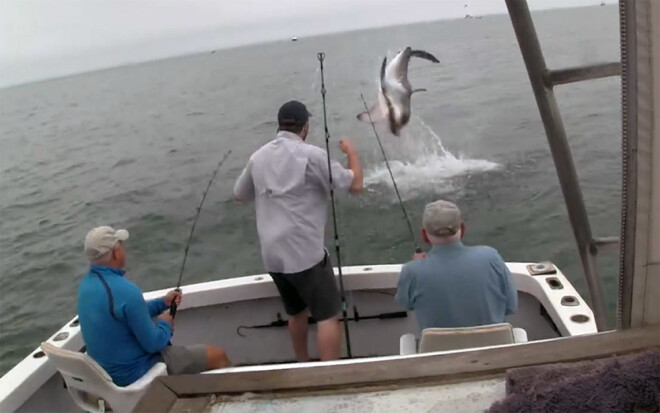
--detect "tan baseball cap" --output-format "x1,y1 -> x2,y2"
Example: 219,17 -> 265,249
84,226 -> 129,260
422,200 -> 462,237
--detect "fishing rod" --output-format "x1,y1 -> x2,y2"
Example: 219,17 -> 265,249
237,310 -> 407,337
359,94 -> 422,254
170,149 -> 232,317
317,52 -> 352,358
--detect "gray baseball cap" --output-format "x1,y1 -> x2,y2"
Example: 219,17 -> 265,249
84,226 -> 129,260
422,200 -> 462,237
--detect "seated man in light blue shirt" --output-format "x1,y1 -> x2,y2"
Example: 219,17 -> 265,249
395,200 -> 518,330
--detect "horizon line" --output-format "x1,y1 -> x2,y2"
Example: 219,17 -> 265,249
0,3 -> 615,91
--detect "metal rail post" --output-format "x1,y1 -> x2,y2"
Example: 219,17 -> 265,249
505,0 -> 609,330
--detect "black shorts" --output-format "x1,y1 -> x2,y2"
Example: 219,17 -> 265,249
269,252 -> 341,322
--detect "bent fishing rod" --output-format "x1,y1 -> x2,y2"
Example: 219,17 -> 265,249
170,149 -> 232,317
317,52 -> 352,358
359,94 -> 422,254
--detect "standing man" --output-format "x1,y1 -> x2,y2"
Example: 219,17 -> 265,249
234,100 -> 363,361
395,200 -> 518,330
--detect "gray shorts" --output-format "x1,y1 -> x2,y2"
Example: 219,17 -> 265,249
160,344 -> 208,375
269,251 -> 342,321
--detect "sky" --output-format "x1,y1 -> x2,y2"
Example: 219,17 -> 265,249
0,0 -> 617,88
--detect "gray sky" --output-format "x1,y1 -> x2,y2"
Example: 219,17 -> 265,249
0,0 -> 616,88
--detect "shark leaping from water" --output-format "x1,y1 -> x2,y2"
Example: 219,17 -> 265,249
357,47 -> 439,136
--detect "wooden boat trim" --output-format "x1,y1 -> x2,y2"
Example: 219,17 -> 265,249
135,324 -> 659,412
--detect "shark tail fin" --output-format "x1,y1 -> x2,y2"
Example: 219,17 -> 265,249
410,50 -> 439,63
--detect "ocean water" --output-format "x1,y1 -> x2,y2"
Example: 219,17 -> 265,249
0,5 -> 621,376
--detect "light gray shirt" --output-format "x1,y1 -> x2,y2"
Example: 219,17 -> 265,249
395,242 -> 518,330
234,131 -> 355,274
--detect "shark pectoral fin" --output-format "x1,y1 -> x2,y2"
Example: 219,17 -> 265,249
411,88 -> 427,94
357,111 -> 371,122
358,88 -> 389,123
410,50 -> 440,63
357,102 -> 387,123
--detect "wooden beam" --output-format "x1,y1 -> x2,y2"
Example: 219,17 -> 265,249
547,62 -> 621,86
132,379 -> 178,413
625,0 -> 660,328
160,325 -> 659,397
593,236 -> 620,254
505,0 -> 609,329
640,0 -> 660,327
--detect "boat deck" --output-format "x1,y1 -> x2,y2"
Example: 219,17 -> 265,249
174,377 -> 506,413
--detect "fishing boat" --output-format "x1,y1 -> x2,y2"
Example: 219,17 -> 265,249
0,262 -> 598,412
1,1 -> 658,412
291,36 -> 298,42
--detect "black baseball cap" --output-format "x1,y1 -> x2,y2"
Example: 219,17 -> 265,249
277,100 -> 312,126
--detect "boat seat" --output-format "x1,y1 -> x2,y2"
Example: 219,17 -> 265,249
40,342 -> 167,412
399,323 -> 528,355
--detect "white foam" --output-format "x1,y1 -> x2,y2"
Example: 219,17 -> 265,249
364,118 -> 500,200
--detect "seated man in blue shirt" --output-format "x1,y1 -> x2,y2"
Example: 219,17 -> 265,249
77,226 -> 230,386
395,200 -> 518,330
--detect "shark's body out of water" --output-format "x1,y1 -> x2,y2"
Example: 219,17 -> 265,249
357,47 -> 439,135
0,5 -> 621,375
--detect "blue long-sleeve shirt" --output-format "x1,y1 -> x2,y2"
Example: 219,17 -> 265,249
395,242 -> 518,330
77,265 -> 172,386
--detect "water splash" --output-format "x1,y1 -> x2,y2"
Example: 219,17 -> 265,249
364,117 -> 500,200
310,67 -> 320,92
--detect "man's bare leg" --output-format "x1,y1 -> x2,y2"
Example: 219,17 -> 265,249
206,346 -> 231,369
317,318 -> 341,361
289,310 -> 310,361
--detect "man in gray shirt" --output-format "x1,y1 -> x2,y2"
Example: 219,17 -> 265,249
396,200 -> 518,330
234,100 -> 363,361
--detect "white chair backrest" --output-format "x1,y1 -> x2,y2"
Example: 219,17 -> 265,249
41,342 -> 117,412
41,342 -> 167,412
418,323 -> 516,353
41,342 -> 112,383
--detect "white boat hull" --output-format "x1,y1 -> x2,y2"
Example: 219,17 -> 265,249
0,262 -> 596,412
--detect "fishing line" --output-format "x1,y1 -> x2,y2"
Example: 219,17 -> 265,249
170,149 -> 232,317
359,93 -> 421,253
317,52 -> 352,358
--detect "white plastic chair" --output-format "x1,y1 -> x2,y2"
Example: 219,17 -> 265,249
41,342 -> 167,412
399,323 -> 528,355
